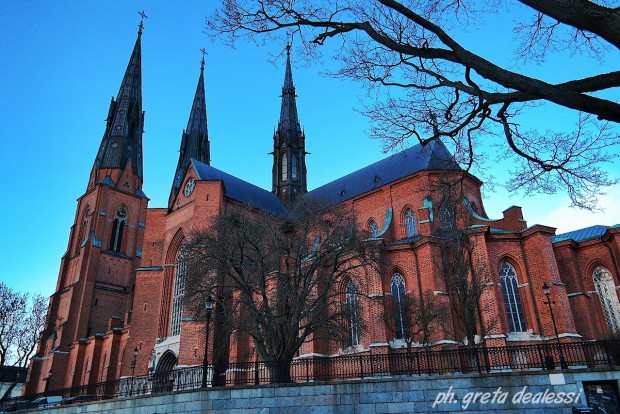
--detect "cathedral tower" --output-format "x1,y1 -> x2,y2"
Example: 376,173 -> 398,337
272,45 -> 307,205
168,55 -> 210,209
27,23 -> 149,394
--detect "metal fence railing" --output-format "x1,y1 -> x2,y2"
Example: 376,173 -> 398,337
5,340 -> 620,410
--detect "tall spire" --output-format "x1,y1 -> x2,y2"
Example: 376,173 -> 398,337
93,22 -> 144,183
278,44 -> 302,135
168,53 -> 211,209
272,45 -> 307,206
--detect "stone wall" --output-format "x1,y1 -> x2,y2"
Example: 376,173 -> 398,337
33,369 -> 619,414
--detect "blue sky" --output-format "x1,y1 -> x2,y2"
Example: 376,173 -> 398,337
1,2 -> 618,297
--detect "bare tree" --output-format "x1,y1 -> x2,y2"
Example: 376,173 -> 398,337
383,289 -> 448,373
208,0 -> 619,209
184,198 -> 379,383
0,283 -> 47,401
433,180 -> 496,348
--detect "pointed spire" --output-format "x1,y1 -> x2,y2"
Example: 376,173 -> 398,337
278,44 -> 301,134
168,53 -> 211,209
93,23 -> 144,182
272,45 -> 307,206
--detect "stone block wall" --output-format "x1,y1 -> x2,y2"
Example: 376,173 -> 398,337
33,369 -> 619,414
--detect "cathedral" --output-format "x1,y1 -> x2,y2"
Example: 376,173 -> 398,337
26,23 -> 620,395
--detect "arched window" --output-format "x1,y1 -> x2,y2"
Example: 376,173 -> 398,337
170,247 -> 187,337
391,273 -> 407,339
368,220 -> 379,237
77,207 -> 90,250
346,281 -> 361,347
109,207 -> 127,252
291,153 -> 298,181
281,153 -> 288,181
593,266 -> 620,333
499,261 -> 526,332
404,208 -> 417,237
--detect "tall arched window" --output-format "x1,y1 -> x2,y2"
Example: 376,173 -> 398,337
368,220 -> 379,237
77,207 -> 90,250
170,247 -> 187,337
109,207 -> 127,252
291,153 -> 298,181
499,261 -> 526,332
346,281 -> 361,347
593,266 -> 620,333
281,153 -> 288,181
404,208 -> 417,237
391,273 -> 407,339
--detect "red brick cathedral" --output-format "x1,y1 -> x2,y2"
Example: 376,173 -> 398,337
26,26 -> 620,394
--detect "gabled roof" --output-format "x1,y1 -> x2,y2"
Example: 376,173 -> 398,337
190,140 -> 459,216
306,140 -> 460,204
191,159 -> 288,216
552,225 -> 610,243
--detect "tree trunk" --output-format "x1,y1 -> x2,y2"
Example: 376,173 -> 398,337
268,359 -> 293,383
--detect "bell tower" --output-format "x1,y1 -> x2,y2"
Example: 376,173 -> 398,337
27,21 -> 149,394
272,45 -> 307,206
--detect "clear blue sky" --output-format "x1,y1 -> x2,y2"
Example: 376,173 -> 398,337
1,2 -> 618,297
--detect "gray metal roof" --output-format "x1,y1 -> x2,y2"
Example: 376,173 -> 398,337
306,140 -> 460,204
191,159 -> 288,216
552,225 -> 610,243
190,140 -> 458,216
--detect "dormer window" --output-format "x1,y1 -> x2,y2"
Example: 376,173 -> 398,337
368,220 -> 379,237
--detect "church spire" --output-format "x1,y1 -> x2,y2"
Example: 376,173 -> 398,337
93,22 -> 144,184
168,53 -> 211,209
272,45 -> 307,206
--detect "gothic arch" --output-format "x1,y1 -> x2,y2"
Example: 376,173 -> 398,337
383,266 -> 408,292
592,265 -> 620,333
109,205 -> 128,252
366,218 -> 379,237
159,228 -> 186,338
401,206 -> 418,238
155,350 -> 178,374
586,260 -> 616,283
497,258 -> 527,333
75,205 -> 91,253
153,350 -> 177,393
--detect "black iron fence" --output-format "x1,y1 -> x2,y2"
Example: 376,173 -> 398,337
5,340 -> 620,410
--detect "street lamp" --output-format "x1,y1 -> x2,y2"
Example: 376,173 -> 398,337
201,295 -> 214,388
542,282 -> 567,369
130,347 -> 138,396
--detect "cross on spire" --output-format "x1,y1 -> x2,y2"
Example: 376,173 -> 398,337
200,48 -> 207,70
138,10 -> 148,34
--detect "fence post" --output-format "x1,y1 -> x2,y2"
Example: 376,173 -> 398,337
254,360 -> 259,385
306,358 -> 310,383
359,355 -> 365,379
603,340 -> 613,367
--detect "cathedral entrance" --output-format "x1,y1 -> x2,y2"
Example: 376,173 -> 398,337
153,351 -> 177,394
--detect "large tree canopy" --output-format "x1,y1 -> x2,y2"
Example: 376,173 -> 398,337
184,200 -> 379,382
209,0 -> 619,209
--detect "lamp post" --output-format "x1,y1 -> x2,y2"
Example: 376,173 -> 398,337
201,295 -> 214,388
130,347 -> 138,396
542,282 -> 567,369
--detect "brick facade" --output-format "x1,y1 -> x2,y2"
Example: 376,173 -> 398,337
25,31 -> 620,396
